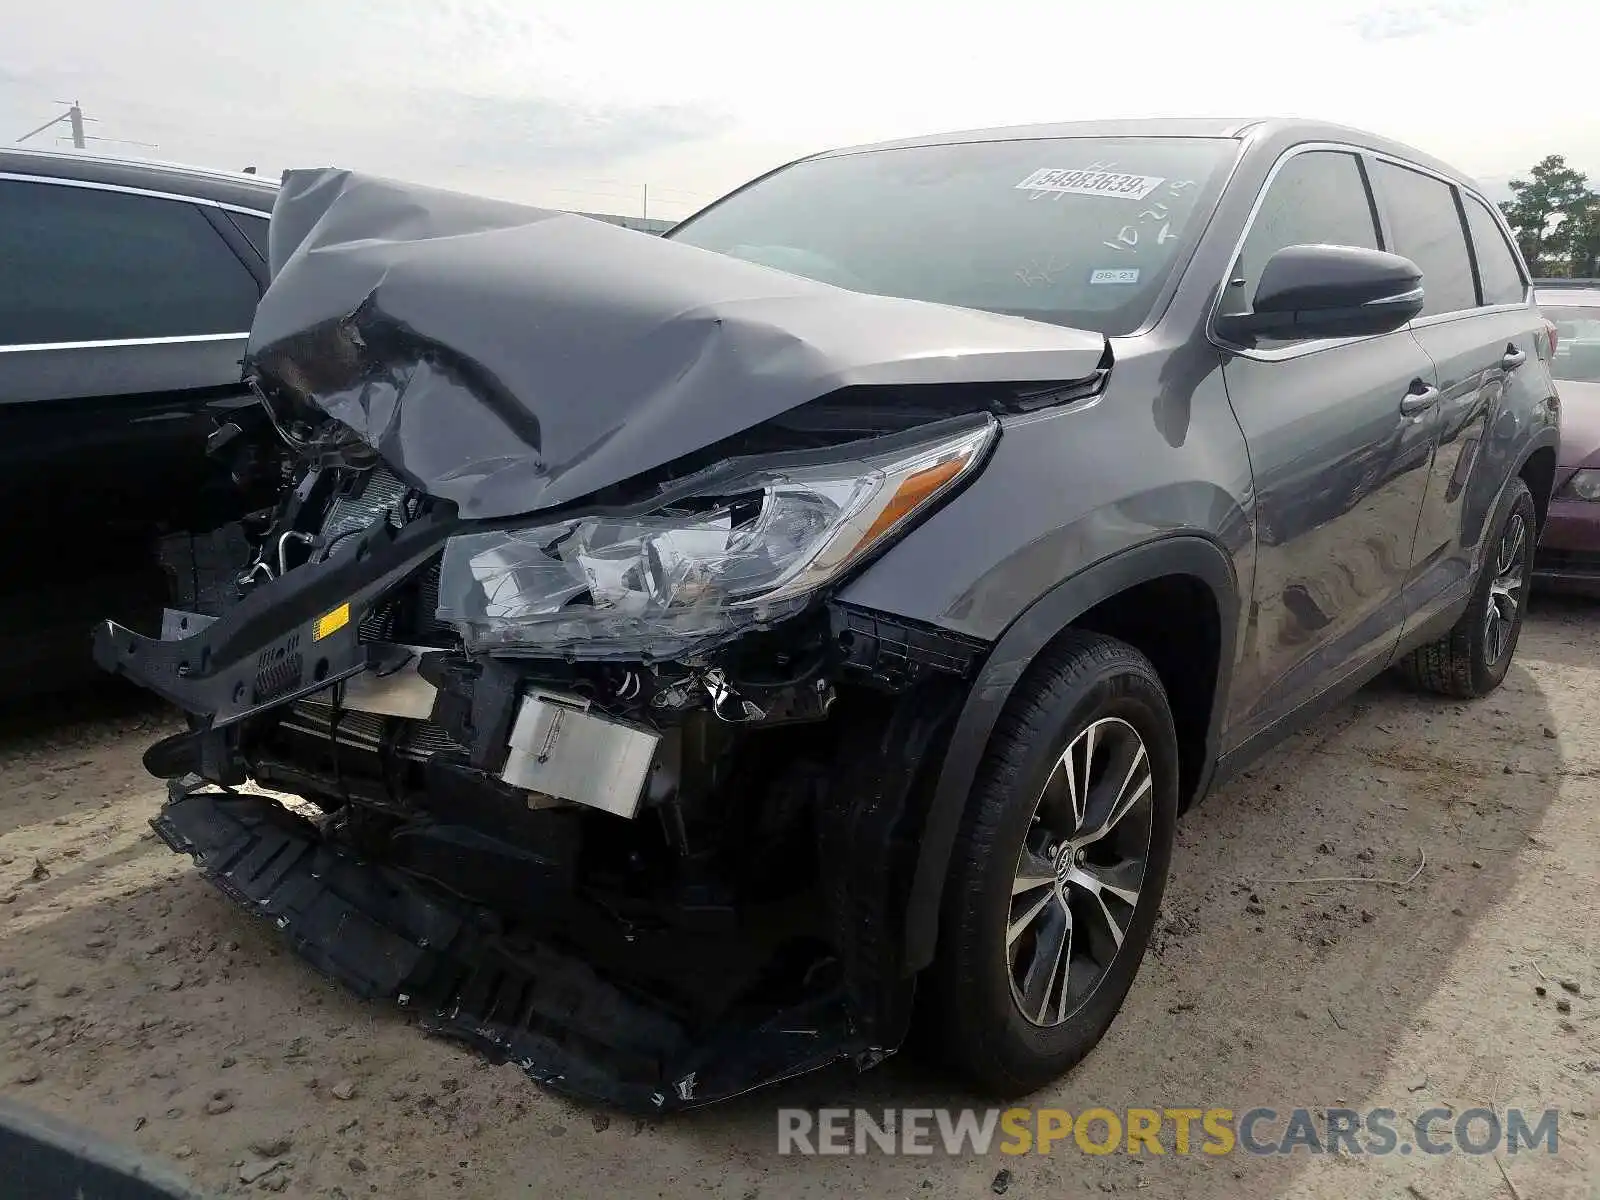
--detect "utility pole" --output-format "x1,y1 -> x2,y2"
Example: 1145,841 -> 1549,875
642,183 -> 648,222
15,101 -> 151,152
17,101 -> 87,148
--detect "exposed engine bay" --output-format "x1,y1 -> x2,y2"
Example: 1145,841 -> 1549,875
93,167 -> 1110,1110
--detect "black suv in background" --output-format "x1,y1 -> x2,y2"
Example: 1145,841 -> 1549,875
0,149 -> 276,698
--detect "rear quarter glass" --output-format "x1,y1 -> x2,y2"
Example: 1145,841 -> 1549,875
1539,304 -> 1600,384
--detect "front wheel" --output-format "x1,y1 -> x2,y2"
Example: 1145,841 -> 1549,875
926,631 -> 1179,1098
1397,476 -> 1535,698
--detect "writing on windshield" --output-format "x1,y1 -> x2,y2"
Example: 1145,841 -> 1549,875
669,136 -> 1238,336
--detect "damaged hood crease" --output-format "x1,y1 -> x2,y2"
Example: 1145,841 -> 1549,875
249,168 -> 1109,520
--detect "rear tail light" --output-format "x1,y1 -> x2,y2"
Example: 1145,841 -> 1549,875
1543,318 -> 1559,359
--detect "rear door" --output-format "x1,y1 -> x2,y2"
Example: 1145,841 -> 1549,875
1372,161 -> 1544,635
0,177 -> 265,684
1218,147 -> 1441,746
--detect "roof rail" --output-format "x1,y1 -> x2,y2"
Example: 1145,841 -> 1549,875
0,145 -> 274,189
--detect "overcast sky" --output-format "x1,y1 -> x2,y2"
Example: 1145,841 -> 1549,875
3,0 -> 1594,221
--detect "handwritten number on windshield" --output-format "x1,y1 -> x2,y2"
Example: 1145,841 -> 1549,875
1103,225 -> 1139,252
1102,180 -> 1196,252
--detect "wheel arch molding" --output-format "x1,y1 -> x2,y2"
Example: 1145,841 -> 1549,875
1513,428 -> 1560,533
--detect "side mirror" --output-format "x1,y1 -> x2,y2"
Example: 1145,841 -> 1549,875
1217,244 -> 1425,343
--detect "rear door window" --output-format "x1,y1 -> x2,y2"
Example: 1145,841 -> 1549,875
1462,195 -> 1526,306
0,179 -> 260,346
1371,162 -> 1477,318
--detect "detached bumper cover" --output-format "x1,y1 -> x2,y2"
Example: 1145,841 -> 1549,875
151,786 -> 879,1112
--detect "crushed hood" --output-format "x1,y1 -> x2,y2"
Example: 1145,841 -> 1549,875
248,168 -> 1108,520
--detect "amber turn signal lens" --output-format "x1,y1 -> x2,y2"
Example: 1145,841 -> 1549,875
849,453 -> 972,559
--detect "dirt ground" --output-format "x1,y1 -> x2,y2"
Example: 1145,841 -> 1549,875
1,601 -> 1596,1200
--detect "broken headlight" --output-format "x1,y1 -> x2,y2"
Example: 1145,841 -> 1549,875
435,416 -> 997,658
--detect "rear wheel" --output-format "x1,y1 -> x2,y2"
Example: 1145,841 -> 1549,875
1397,477 -> 1535,698
927,631 -> 1179,1098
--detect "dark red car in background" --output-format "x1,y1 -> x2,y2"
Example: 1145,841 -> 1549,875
1534,279 -> 1600,593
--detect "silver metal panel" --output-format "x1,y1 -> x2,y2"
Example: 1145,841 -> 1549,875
335,650 -> 438,720
289,645 -> 438,720
501,690 -> 659,819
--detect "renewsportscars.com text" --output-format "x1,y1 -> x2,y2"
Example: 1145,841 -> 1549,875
777,1106 -> 1561,1157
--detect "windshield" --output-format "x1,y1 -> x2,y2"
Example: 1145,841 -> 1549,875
668,136 -> 1239,336
1543,304 -> 1600,382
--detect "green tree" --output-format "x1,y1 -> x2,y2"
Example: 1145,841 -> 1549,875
1564,197 -> 1600,278
1500,154 -> 1595,276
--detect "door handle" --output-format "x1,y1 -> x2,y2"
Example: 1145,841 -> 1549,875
1400,382 -> 1440,415
1502,345 -> 1527,370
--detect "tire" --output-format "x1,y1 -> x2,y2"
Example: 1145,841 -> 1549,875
926,630 -> 1180,1098
1396,477 -> 1535,699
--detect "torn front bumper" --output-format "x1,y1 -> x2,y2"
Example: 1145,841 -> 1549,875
151,782 -> 878,1113
102,598 -> 672,824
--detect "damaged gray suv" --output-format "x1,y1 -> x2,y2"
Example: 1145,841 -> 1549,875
97,118 -> 1559,1110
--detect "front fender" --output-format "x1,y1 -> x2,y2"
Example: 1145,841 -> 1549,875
901,533 -> 1240,974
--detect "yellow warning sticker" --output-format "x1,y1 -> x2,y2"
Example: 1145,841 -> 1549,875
312,602 -> 350,642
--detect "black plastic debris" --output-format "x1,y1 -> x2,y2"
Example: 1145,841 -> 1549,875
151,790 -> 874,1113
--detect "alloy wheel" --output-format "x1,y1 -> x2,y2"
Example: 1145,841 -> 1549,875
1007,716 -> 1154,1027
1483,509 -> 1528,666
